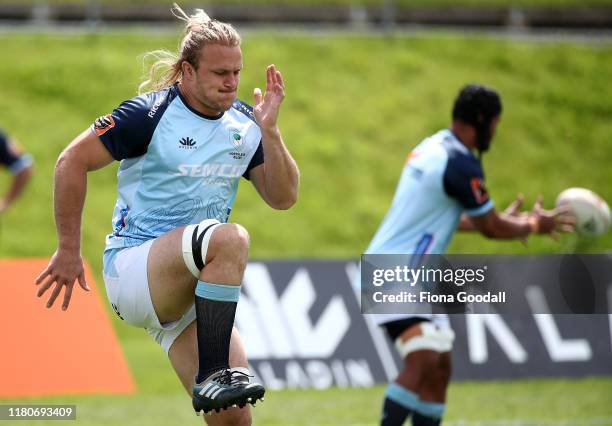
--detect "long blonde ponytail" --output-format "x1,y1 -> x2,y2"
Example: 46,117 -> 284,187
139,3 -> 241,94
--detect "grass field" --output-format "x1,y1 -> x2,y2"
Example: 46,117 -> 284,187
0,32 -> 611,261
4,378 -> 612,425
0,32 -> 611,425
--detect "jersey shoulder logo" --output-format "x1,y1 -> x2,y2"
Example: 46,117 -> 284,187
93,114 -> 115,136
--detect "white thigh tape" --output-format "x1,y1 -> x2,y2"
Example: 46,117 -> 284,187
394,322 -> 455,358
181,219 -> 222,278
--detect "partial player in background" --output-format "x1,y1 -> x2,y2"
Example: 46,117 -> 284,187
35,4 -> 298,425
364,84 -> 574,426
0,127 -> 33,216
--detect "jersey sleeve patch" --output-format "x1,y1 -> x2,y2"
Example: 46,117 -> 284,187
470,177 -> 489,204
443,149 -> 493,212
93,114 -> 116,136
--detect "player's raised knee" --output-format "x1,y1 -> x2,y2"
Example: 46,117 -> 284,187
181,220 -> 251,279
211,223 -> 250,262
216,223 -> 249,250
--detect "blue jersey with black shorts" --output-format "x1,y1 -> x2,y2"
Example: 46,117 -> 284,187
94,83 -> 263,254
365,129 -> 494,325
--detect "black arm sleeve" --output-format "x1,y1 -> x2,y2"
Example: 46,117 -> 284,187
92,87 -> 176,160
443,150 -> 493,214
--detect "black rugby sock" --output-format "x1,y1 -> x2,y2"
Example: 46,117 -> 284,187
412,412 -> 441,426
194,281 -> 240,383
381,397 -> 412,425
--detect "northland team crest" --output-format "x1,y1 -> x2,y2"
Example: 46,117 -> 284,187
229,129 -> 244,151
229,129 -> 246,159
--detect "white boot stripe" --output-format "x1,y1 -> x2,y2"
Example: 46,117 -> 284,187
199,382 -> 214,396
203,385 -> 214,398
205,384 -> 219,398
210,387 -> 224,399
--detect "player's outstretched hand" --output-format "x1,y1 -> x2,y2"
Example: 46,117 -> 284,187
528,195 -> 576,240
35,249 -> 90,311
503,193 -> 529,245
503,193 -> 528,218
253,64 -> 285,131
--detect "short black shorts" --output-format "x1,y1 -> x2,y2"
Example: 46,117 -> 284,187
381,317 -> 431,341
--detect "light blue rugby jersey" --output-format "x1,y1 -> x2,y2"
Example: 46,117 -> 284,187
93,83 -> 264,257
366,129 -> 494,256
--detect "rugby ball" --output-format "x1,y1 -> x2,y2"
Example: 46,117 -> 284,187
555,188 -> 611,237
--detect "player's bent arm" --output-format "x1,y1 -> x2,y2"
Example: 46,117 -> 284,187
54,129 -> 114,252
459,210 -> 524,233
35,129 -> 110,310
249,129 -> 299,210
458,214 -> 476,231
468,209 -> 532,239
459,194 -> 526,233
